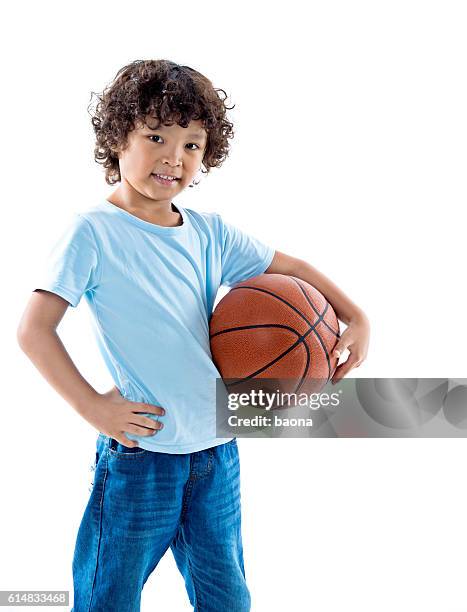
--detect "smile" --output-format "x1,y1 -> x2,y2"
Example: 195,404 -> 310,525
151,174 -> 180,186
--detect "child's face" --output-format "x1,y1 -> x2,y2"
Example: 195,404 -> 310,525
114,115 -> 207,205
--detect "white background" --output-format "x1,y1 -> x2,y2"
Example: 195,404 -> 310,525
2,1 -> 467,611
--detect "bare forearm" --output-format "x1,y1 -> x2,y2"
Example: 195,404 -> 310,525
293,261 -> 368,326
17,329 -> 99,416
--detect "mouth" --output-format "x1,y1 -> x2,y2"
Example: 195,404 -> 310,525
151,173 -> 181,186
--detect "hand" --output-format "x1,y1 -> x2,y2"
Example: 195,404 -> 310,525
80,386 -> 166,448
331,313 -> 370,385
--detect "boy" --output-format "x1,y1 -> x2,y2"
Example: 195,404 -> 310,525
17,59 -> 370,612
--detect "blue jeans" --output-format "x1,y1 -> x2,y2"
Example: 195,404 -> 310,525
71,434 -> 250,612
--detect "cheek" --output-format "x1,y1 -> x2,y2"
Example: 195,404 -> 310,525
124,154 -> 150,174
187,157 -> 202,172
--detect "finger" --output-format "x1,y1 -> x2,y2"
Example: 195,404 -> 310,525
331,355 -> 360,383
134,404 -> 166,416
331,365 -> 356,384
117,435 -> 140,448
333,345 -> 348,360
126,422 -> 164,436
136,415 -> 164,430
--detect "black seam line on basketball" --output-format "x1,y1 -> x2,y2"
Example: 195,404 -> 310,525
221,326 -> 312,395
227,285 -> 330,380
227,324 -> 318,387
229,285 -> 321,329
296,339 -> 311,395
291,278 -> 340,339
291,277 -> 341,382
291,278 -> 333,380
210,323 -> 302,340
212,323 -> 312,392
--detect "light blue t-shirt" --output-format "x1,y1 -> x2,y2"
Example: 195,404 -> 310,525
34,200 -> 275,453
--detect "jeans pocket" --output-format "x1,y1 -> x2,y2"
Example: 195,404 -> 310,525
88,452 -> 100,493
88,434 -> 111,492
108,437 -> 148,458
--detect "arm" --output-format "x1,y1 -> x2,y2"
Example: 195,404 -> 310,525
265,250 -> 367,325
17,290 -> 100,414
264,251 -> 370,382
16,290 -> 165,445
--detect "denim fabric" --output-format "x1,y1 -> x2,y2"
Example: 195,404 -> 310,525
71,434 -> 250,612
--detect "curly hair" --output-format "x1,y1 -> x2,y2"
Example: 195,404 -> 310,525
88,59 -> 235,186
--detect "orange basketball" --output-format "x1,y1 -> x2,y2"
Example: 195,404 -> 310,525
209,273 -> 340,395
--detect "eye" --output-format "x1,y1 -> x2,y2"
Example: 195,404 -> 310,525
147,135 -> 200,150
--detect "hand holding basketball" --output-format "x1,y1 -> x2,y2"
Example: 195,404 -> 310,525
330,313 -> 370,384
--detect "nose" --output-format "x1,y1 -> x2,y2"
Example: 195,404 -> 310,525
161,146 -> 183,167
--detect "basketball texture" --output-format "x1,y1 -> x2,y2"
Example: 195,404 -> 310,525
209,273 -> 341,394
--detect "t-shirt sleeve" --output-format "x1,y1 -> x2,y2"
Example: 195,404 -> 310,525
217,214 -> 275,287
33,214 -> 101,308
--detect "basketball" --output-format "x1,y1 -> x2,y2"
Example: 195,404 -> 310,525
209,273 -> 341,396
